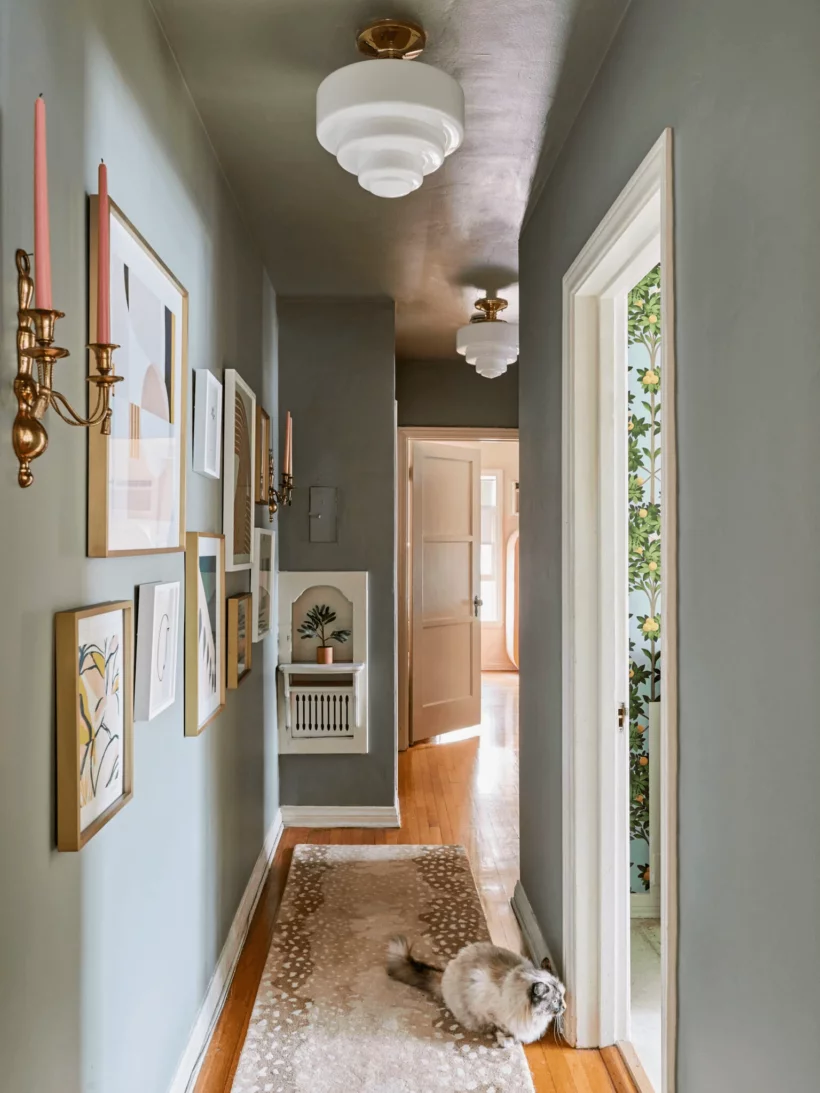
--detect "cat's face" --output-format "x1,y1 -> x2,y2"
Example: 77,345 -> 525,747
527,973 -> 566,1018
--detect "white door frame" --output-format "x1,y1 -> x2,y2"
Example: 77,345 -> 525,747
397,426 -> 519,751
562,129 -> 677,1092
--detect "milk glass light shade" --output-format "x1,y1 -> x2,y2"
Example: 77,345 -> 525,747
456,298 -> 519,379
316,25 -> 464,199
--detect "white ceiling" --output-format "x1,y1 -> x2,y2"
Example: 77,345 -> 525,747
153,0 -> 628,359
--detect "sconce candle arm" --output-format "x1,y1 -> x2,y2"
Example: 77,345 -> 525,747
267,449 -> 294,521
11,249 -> 122,486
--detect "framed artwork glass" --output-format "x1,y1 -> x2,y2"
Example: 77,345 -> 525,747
193,369 -> 223,479
88,197 -> 188,556
185,533 -> 226,736
223,369 -> 256,571
227,593 -> 253,688
256,406 -> 271,504
134,581 -> 181,721
252,528 -> 275,642
55,601 -> 134,850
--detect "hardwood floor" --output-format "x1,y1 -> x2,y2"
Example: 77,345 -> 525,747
195,673 -> 621,1093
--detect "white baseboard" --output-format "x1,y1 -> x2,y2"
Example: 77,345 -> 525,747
630,891 -> 661,919
511,880 -> 558,973
168,808 -> 284,1093
280,803 -> 401,828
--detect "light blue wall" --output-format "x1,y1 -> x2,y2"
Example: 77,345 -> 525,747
0,1 -> 279,1090
519,1 -> 820,1088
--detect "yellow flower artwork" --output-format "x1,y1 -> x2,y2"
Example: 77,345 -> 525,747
77,610 -> 124,831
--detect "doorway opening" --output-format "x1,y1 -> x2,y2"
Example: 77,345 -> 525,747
397,427 -> 519,750
561,130 -> 676,1093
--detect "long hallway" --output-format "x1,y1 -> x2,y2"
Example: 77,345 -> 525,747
197,675 -> 625,1093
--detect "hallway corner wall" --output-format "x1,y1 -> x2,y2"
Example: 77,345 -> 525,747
0,2 -> 279,1091
277,298 -> 397,807
518,1 -> 820,1089
397,358 -> 518,428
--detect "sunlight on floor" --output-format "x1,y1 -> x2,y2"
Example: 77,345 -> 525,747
631,918 -> 662,1091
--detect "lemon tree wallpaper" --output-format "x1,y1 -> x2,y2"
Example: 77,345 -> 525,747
628,264 -> 662,894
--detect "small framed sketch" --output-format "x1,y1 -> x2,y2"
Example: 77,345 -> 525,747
135,581 -> 181,721
55,601 -> 134,851
185,533 -> 226,736
193,369 -> 223,479
256,406 -> 271,504
252,528 -> 274,642
227,593 -> 253,688
223,369 -> 256,571
511,480 -> 520,515
88,197 -> 188,557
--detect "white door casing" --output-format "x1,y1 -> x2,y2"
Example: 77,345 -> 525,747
561,129 -> 677,1092
410,442 -> 481,742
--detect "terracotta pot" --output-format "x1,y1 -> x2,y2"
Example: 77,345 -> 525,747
317,646 -> 333,665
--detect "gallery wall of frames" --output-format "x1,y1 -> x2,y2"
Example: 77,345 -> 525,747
25,169 -> 289,851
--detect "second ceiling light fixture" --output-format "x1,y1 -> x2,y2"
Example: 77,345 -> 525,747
316,19 -> 464,199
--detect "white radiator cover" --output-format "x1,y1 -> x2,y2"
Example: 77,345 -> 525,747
277,572 -> 368,754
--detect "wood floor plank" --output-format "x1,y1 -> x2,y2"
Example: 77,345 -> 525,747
195,674 -> 619,1093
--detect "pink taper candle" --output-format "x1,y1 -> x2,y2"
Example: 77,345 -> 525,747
284,411 -> 293,476
96,161 -> 110,343
34,96 -> 53,309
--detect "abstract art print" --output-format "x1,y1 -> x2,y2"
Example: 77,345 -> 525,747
256,406 -> 271,504
227,593 -> 253,689
193,369 -> 223,480
55,601 -> 134,851
88,197 -> 188,557
185,533 -> 226,736
134,581 -> 180,721
223,369 -> 256,571
252,528 -> 274,642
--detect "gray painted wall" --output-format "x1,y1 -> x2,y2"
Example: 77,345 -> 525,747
278,299 -> 397,807
0,2 -> 279,1091
519,1 -> 820,1089
397,359 -> 518,428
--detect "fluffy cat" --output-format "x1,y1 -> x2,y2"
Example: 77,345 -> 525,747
386,936 -> 566,1045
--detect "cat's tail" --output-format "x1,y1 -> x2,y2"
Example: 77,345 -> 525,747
386,935 -> 444,999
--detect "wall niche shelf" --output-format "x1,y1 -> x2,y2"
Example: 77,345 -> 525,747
277,572 -> 368,754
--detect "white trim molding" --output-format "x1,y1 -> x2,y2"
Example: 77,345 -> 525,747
561,128 -> 677,1092
280,804 -> 401,828
168,808 -> 284,1093
511,882 -> 558,972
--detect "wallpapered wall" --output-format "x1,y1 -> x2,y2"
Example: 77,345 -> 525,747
628,265 -> 662,894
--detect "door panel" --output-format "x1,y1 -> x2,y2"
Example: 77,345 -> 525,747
411,442 -> 481,742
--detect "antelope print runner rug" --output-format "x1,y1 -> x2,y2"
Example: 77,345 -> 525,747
231,844 -> 535,1093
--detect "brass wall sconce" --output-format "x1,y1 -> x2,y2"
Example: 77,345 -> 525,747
267,450 -> 294,520
12,249 -> 122,487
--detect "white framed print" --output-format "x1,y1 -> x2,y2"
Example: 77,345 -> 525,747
193,369 -> 223,479
185,533 -> 226,736
88,198 -> 187,557
223,369 -> 256,571
134,581 -> 181,721
252,528 -> 275,642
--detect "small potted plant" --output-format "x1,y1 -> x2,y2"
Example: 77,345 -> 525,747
297,604 -> 351,664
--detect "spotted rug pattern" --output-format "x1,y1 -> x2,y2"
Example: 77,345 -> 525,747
232,844 -> 535,1093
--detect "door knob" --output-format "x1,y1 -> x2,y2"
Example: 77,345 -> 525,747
473,595 -> 483,617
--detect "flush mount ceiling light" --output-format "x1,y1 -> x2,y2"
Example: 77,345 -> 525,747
456,297 -> 520,379
316,19 -> 465,199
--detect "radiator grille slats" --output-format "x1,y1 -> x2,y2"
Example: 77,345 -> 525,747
291,686 -> 354,737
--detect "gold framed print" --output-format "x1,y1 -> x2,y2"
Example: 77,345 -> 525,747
88,197 -> 188,556
55,600 -> 134,850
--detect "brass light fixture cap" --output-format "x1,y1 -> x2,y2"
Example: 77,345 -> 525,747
356,19 -> 427,59
472,297 -> 508,323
